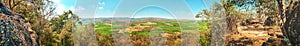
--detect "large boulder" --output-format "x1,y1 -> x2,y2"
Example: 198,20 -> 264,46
0,1 -> 38,46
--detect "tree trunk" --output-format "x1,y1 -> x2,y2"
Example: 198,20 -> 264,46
278,0 -> 300,46
226,17 -> 238,34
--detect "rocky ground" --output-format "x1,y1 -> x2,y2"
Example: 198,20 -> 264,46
226,18 -> 288,46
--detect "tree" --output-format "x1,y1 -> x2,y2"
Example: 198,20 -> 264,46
47,10 -> 79,46
221,0 -> 241,34
277,0 -> 300,45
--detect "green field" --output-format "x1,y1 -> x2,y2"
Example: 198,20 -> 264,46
94,20 -> 211,46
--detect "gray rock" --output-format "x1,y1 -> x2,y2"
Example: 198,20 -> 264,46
0,1 -> 38,46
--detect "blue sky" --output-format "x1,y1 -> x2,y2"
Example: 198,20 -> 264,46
50,0 -> 220,19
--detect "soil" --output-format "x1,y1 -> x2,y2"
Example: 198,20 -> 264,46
226,18 -> 288,46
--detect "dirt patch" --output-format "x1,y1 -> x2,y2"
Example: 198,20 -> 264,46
226,18 -> 287,46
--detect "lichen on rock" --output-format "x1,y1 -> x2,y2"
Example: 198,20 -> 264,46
0,1 -> 38,46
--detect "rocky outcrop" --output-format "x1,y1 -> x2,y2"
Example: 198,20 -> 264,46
226,18 -> 286,46
0,1 -> 38,46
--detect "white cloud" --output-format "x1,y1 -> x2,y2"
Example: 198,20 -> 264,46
56,4 -> 66,15
99,7 -> 104,10
69,6 -> 75,11
76,6 -> 85,12
102,2 -> 105,5
49,0 -> 74,15
49,0 -> 65,15
98,2 -> 105,10
98,2 -> 105,5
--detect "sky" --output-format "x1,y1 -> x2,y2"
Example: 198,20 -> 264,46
50,0 -> 220,19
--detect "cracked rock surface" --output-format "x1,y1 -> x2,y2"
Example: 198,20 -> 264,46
0,1 -> 38,46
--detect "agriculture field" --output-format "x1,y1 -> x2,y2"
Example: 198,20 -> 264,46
93,18 -> 211,46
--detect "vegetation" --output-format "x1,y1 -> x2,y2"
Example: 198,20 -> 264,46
95,22 -> 112,36
1,0 -> 300,46
93,19 -> 212,46
196,0 -> 300,46
1,0 -> 79,46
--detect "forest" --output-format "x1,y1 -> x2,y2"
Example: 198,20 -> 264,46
0,0 -> 299,46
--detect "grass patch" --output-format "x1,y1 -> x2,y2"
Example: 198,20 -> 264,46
95,22 -> 112,36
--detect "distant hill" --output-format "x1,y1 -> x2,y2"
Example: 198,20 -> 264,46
80,17 -> 178,23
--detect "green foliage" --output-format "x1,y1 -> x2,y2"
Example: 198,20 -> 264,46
130,32 -> 149,36
157,22 -> 180,34
199,30 -> 210,46
95,22 -> 112,36
44,10 -> 79,46
198,21 -> 210,31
